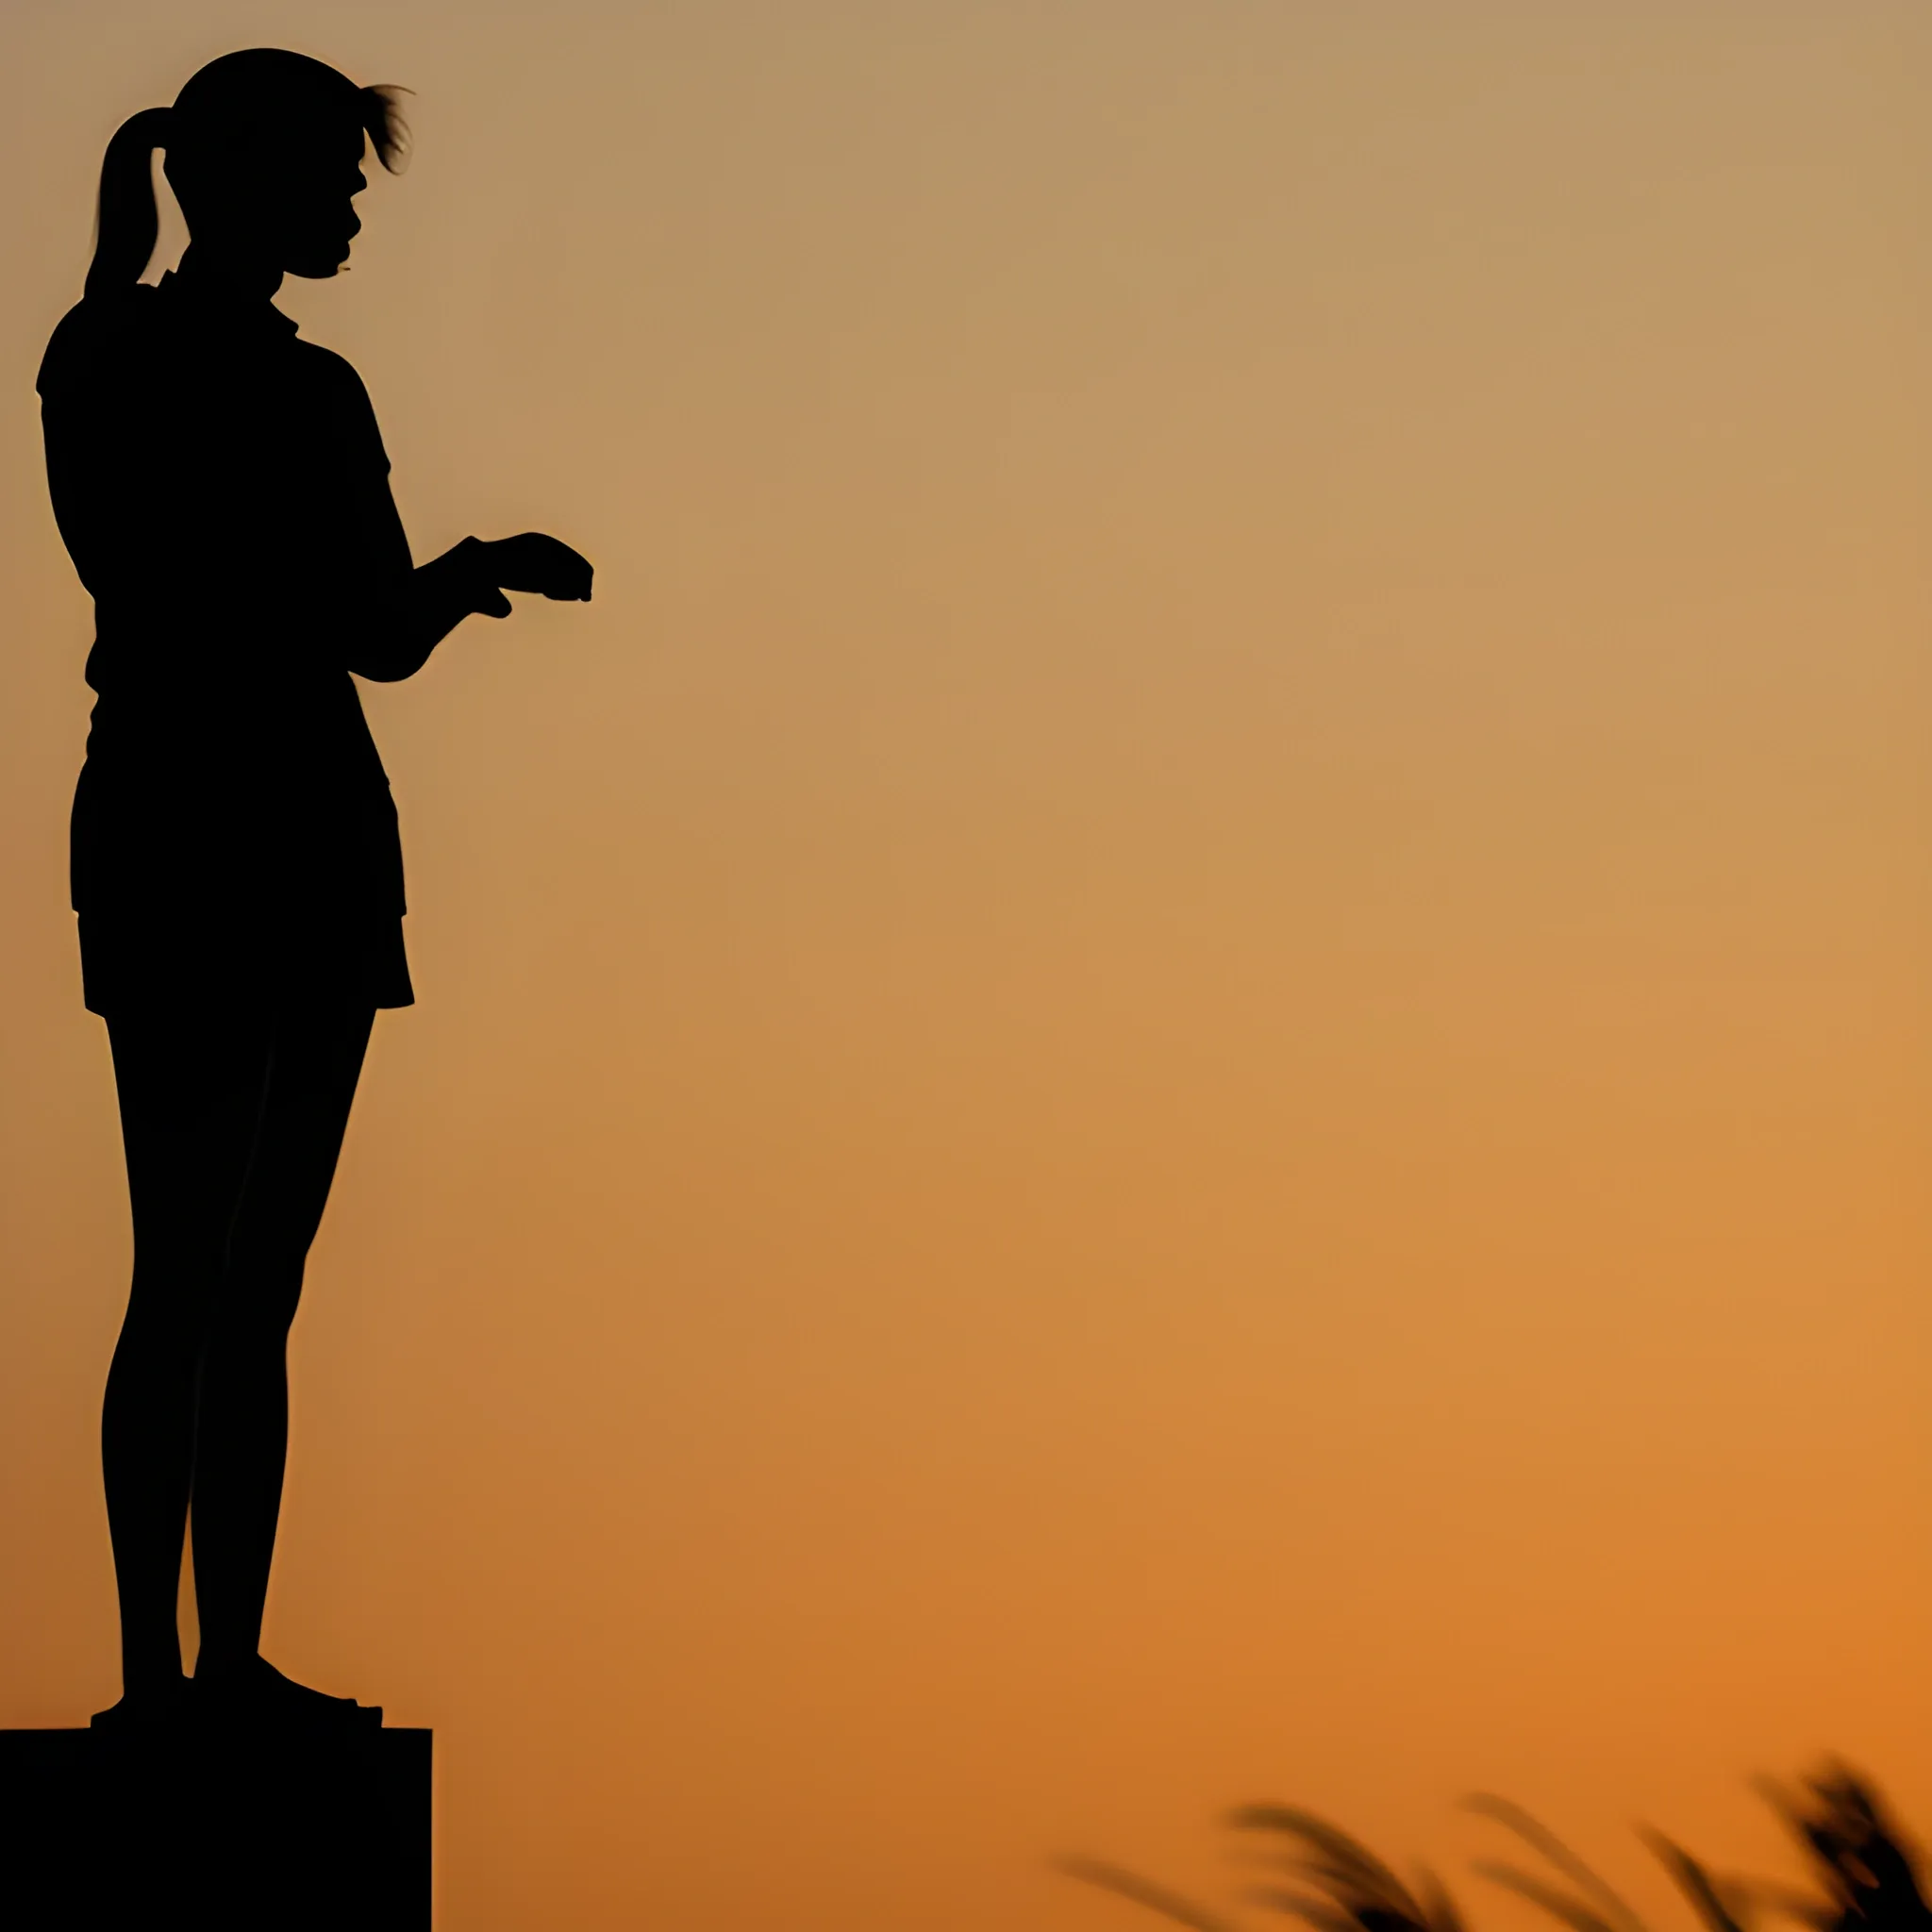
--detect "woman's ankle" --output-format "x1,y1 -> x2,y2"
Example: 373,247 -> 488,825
107,1672 -> 189,1713
192,1646 -> 262,1682
121,1653 -> 186,1695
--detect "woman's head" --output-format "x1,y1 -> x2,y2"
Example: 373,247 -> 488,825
87,49 -> 408,298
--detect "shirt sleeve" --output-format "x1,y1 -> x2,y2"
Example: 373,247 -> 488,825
315,351 -> 417,632
38,296 -> 163,608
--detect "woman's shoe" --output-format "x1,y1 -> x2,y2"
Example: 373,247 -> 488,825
192,1656 -> 382,1731
91,1675 -> 192,1730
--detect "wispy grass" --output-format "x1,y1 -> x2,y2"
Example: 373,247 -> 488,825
1059,1766 -> 1931,1932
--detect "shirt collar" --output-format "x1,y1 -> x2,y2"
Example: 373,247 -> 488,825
156,269 -> 300,341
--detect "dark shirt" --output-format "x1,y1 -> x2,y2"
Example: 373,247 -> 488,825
38,272 -> 415,1013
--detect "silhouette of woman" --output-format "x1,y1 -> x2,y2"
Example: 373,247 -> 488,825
37,48 -> 592,1729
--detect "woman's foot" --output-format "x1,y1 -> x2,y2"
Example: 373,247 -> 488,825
92,1674 -> 192,1730
192,1655 -> 382,1731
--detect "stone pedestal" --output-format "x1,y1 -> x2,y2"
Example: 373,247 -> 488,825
0,1724 -> 431,1929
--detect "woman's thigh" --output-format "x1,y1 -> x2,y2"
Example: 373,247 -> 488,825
107,999 -> 376,1333
107,1004 -> 278,1306
222,1003 -> 375,1311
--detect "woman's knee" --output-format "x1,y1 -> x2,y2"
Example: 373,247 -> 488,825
119,1257 -> 223,1346
111,1302 -> 214,1384
210,1253 -> 308,1345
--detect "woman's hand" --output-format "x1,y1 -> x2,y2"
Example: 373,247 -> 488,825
470,532 -> 594,615
358,532 -> 592,678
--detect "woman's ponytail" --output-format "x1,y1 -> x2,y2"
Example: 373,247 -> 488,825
86,107 -> 173,299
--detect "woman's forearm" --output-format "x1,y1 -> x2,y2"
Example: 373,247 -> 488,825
347,538 -> 498,682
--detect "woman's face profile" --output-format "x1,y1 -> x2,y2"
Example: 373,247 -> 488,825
174,115 -> 370,280
267,121 -> 369,279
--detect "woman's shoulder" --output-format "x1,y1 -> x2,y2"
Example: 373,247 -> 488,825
36,286 -> 162,400
288,339 -> 390,463
289,336 -> 375,403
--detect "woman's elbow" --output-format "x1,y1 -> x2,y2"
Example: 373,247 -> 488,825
347,650 -> 425,683
347,617 -> 435,681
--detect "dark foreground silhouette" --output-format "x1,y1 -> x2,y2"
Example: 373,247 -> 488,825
1061,1763 -> 1932,1932
37,48 -> 590,1734
0,1723 -> 431,1929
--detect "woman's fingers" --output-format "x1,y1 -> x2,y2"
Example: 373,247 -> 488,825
486,532 -> 594,601
539,536 -> 593,601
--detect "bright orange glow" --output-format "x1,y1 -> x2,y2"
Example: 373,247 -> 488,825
3,5 -> 1930,1928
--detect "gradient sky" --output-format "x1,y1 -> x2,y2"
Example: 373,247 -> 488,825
3,4 -> 1931,1929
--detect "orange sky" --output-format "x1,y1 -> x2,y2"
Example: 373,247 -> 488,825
3,4 -> 1931,1929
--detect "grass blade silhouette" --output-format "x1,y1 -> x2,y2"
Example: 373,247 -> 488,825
1055,1856 -> 1242,1932
1464,1793 -> 1647,1932
1757,1769 -> 1932,1932
1470,1859 -> 1635,1932
1227,1805 -> 1464,1932
1054,1759 -> 1926,1932
1639,1826 -> 1755,1932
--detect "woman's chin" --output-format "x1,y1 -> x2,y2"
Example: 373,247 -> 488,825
287,258 -> 348,282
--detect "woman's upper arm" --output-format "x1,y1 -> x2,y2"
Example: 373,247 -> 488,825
38,299 -> 169,606
325,358 -> 415,589
40,374 -> 142,602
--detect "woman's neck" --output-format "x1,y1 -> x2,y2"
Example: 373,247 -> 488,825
174,244 -> 284,306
